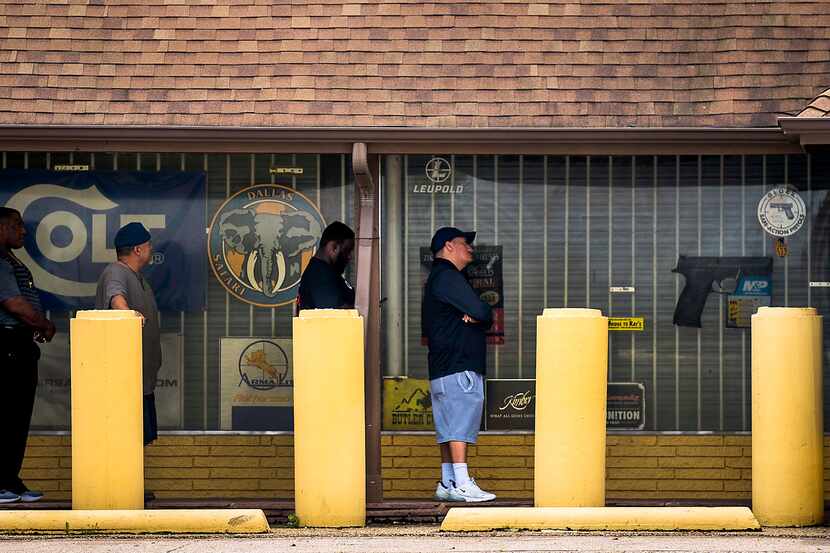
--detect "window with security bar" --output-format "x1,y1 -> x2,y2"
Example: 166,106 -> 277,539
0,151 -> 354,432
380,154 -> 830,432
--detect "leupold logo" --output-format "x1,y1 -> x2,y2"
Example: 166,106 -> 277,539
5,184 -> 165,298
208,185 -> 325,307
238,340 -> 291,390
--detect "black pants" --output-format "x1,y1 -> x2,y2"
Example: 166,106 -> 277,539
0,330 -> 38,493
143,393 -> 158,446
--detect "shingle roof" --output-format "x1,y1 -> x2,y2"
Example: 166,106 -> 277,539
1,1 -> 829,128
797,87 -> 830,117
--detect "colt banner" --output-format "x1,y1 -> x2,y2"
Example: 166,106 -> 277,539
0,169 -> 206,311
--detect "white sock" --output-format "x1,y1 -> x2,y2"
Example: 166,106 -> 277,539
441,463 -> 454,487
452,463 -> 471,487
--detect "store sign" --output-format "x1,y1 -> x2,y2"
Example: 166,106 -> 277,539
220,338 -> 294,431
269,167 -> 304,175
727,274 -> 772,328
382,377 -> 433,430
208,185 -> 325,308
420,245 -> 504,344
484,380 -> 645,431
0,169 -> 206,311
757,187 -> 806,238
608,317 -> 644,331
412,157 -> 463,193
606,382 -> 645,430
485,379 -> 535,431
31,333 -> 183,430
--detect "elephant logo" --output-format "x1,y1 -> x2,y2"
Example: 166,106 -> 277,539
208,185 -> 325,307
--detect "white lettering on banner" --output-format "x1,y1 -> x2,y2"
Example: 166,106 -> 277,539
4,184 -> 166,297
411,184 -> 464,194
607,410 -> 640,421
36,210 -> 88,263
91,213 -> 112,262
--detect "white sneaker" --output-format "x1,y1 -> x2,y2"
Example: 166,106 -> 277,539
434,481 -> 470,502
452,478 -> 496,502
0,490 -> 20,504
434,481 -> 454,501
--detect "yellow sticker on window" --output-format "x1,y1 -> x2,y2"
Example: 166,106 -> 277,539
608,317 -> 644,331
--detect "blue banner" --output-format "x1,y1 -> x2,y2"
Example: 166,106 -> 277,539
0,169 -> 206,311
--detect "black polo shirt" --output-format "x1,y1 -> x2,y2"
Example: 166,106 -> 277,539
421,258 -> 493,381
297,257 -> 355,310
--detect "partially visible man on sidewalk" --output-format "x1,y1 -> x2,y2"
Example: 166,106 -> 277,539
0,207 -> 55,504
422,227 -> 496,503
95,222 -> 162,495
296,221 -> 355,311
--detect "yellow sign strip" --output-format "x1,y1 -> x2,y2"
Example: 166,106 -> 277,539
608,317 -> 644,331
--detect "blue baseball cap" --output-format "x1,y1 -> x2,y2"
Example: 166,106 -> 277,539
114,222 -> 151,249
430,227 -> 476,254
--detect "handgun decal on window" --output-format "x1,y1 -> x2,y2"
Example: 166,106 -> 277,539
672,256 -> 773,328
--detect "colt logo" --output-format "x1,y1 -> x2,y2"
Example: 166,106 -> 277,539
5,184 -> 165,297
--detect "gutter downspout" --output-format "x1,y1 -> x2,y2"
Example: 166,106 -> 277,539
352,142 -> 383,503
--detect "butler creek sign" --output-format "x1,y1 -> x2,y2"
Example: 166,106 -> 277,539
383,377 -> 434,430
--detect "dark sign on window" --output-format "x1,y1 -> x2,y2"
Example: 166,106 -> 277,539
485,379 -> 535,430
606,382 -> 645,430
485,380 -> 646,431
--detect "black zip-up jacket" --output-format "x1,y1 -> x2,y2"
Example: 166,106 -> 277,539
421,258 -> 494,381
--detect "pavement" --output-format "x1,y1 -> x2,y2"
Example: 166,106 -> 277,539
1,525 -> 829,552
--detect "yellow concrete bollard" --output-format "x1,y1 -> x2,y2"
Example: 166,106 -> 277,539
292,309 -> 365,527
70,310 -> 144,510
535,308 -> 608,507
751,307 -> 824,527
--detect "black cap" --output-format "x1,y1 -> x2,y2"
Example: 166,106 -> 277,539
114,222 -> 151,249
430,227 -> 476,254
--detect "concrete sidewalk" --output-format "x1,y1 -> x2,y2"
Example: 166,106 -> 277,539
1,525 -> 829,552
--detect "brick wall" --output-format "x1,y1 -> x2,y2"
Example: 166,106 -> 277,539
21,434 -> 830,502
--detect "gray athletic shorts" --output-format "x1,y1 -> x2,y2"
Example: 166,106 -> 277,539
429,370 -> 484,444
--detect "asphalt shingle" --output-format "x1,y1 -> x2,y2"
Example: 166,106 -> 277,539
0,0 -> 829,127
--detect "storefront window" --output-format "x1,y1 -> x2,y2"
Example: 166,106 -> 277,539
1,151 -> 354,432
381,154 -> 830,432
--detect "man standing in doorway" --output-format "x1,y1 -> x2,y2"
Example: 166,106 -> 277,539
422,227 -> 496,502
95,222 -> 162,499
296,221 -> 355,311
0,207 -> 55,504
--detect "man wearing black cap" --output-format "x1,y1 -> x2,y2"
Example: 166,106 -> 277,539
422,227 -> 495,503
95,222 -> 162,457
0,207 -> 54,504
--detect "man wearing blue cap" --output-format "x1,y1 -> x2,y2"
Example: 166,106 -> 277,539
94,223 -> 162,461
422,227 -> 496,503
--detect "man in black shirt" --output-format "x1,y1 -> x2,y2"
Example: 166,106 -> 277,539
297,221 -> 355,311
422,227 -> 495,503
0,207 -> 55,504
